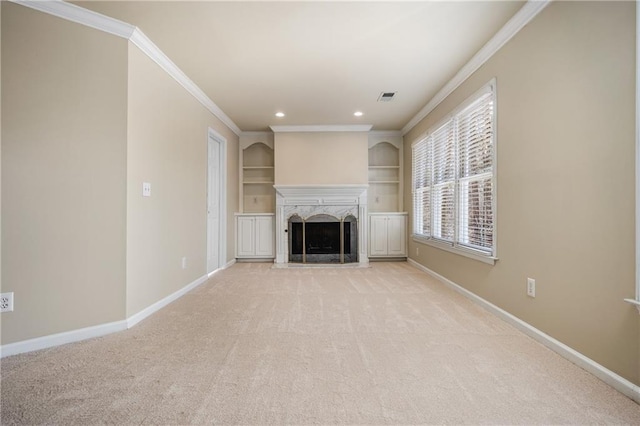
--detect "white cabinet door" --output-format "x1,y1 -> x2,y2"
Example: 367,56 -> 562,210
386,215 -> 407,256
255,216 -> 274,257
369,215 -> 389,256
236,216 -> 256,257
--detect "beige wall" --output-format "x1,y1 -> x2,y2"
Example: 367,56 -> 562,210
274,132 -> 368,185
126,45 -> 239,317
1,3 -> 128,343
404,1 -> 638,383
1,2 -> 239,344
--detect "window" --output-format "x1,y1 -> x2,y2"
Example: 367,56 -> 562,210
412,80 -> 496,262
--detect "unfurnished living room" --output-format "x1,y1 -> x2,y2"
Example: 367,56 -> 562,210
2,0 -> 640,424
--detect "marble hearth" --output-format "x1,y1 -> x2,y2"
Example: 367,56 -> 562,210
274,185 -> 369,266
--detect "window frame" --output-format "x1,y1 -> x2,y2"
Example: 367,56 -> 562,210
411,79 -> 498,265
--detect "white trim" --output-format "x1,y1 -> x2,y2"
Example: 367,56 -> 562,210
10,0 -> 135,39
412,235 -> 497,265
131,31 -> 241,136
270,125 -> 373,133
634,0 -> 640,304
401,0 -> 550,136
274,185 -> 369,266
408,258 -> 640,403
126,274 -> 209,328
274,184 -> 369,201
208,128 -> 228,274
368,131 -> 403,150
9,0 -> 242,136
0,264 -> 239,357
624,298 -> 640,314
0,320 -> 127,358
209,258 -> 235,277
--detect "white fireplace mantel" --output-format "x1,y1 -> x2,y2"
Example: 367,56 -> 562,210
273,184 -> 369,265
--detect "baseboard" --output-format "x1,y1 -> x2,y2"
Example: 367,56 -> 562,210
126,273 -> 209,328
0,320 -> 128,358
209,258 -> 237,276
1,267 -> 229,358
407,258 -> 640,403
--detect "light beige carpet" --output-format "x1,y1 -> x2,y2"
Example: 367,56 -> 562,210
2,262 -> 640,424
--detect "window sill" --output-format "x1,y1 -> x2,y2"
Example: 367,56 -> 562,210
412,235 -> 498,265
623,298 -> 640,314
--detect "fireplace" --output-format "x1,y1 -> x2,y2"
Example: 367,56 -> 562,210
288,214 -> 357,263
274,185 -> 369,266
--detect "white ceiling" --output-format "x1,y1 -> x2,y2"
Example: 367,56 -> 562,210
76,1 -> 525,132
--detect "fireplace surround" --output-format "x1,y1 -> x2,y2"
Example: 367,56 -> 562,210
274,185 -> 368,266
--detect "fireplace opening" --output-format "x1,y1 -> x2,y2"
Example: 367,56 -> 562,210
288,214 -> 357,263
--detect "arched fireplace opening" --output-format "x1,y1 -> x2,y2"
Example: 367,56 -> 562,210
288,214 -> 358,264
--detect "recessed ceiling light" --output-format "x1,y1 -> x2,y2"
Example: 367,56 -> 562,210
354,111 -> 363,117
275,112 -> 285,118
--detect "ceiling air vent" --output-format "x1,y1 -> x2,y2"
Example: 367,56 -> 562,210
377,92 -> 397,102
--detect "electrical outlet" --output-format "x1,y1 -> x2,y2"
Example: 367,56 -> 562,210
142,182 -> 151,197
1,293 -> 14,312
527,278 -> 536,298
181,257 -> 187,269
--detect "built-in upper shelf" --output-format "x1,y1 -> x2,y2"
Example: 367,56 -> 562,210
368,132 -> 403,213
240,133 -> 275,213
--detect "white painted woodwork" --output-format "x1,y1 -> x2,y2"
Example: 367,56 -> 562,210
369,216 -> 389,256
273,185 -> 369,266
235,214 -> 275,258
255,216 -> 275,257
368,132 -> 403,213
368,213 -> 408,258
207,128 -> 227,274
239,134 -> 275,214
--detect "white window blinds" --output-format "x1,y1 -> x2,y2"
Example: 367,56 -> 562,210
457,91 -> 494,253
411,81 -> 496,258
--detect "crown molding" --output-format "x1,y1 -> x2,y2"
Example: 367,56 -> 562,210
401,0 -> 551,136
10,0 -> 136,38
129,29 -> 242,136
10,0 -> 242,136
270,125 -> 373,133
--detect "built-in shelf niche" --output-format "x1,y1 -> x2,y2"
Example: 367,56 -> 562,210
240,133 -> 275,213
368,132 -> 403,213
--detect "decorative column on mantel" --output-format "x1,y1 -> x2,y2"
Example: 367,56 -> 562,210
273,185 -> 369,266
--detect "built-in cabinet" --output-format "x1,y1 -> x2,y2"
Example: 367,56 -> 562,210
368,132 -> 407,258
237,133 -> 276,259
235,214 -> 275,258
369,213 -> 408,257
235,131 -> 408,260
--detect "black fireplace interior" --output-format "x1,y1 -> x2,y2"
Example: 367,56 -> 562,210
290,222 -> 349,255
289,218 -> 357,263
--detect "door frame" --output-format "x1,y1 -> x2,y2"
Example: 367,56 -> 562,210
207,128 -> 227,275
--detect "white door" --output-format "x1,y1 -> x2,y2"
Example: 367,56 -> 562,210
207,131 -> 226,274
236,216 -> 256,257
369,216 -> 388,256
255,216 -> 274,257
387,215 -> 407,256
